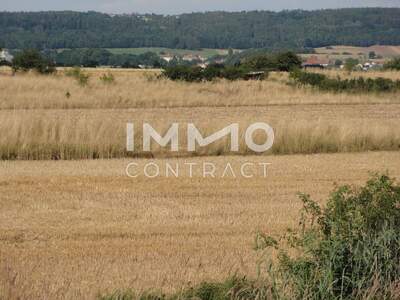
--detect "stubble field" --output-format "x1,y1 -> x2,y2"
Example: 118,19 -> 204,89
1,67 -> 400,299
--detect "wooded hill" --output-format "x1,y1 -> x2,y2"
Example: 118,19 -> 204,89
1,8 -> 400,50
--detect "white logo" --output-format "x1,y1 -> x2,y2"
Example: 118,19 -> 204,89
126,123 -> 274,153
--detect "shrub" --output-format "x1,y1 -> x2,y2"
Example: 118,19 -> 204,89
162,64 -> 266,82
220,66 -> 251,81
275,52 -> 302,72
290,70 -> 400,93
243,54 -> 277,71
334,59 -> 343,67
12,49 -> 56,74
65,67 -> 90,86
202,64 -> 224,81
162,65 -> 204,82
369,51 -> 376,59
384,57 -> 400,71
344,58 -> 359,72
290,70 -> 326,87
258,174 -> 400,299
100,72 -> 115,84
242,51 -> 301,72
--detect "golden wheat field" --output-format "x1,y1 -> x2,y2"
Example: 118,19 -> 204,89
1,67 -> 400,299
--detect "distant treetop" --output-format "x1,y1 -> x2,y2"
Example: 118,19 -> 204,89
1,8 -> 400,50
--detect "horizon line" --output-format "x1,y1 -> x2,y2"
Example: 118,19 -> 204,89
1,6 -> 399,16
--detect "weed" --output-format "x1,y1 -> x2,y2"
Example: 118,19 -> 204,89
100,72 -> 115,84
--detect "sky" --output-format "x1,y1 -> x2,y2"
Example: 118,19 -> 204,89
1,0 -> 400,15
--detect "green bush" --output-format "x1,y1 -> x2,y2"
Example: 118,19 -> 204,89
12,49 -> 56,74
162,65 -> 204,82
369,51 -> 376,59
220,66 -> 251,81
275,52 -> 303,72
344,58 -> 359,72
384,57 -> 400,71
65,67 -> 90,86
202,64 -> 225,81
257,174 -> 400,299
290,70 -> 400,93
162,64 -> 265,82
100,72 -> 115,84
242,51 -> 302,72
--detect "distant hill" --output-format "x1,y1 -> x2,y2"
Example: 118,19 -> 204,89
1,8 -> 400,50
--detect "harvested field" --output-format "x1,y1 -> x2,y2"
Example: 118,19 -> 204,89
1,152 -> 400,299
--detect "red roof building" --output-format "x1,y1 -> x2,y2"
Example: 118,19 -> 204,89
302,56 -> 330,68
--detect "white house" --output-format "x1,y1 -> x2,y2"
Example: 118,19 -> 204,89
0,49 -> 13,63
160,54 -> 175,63
182,54 -> 205,62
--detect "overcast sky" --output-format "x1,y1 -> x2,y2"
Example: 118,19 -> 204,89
1,0 -> 400,14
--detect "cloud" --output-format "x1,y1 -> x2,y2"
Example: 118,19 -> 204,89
2,0 -> 400,14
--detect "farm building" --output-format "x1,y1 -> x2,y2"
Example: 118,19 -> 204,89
302,56 -> 330,69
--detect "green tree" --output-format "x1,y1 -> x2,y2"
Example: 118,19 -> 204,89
243,51 -> 301,72
369,51 -> 376,59
275,51 -> 302,71
334,59 -> 343,67
12,49 -> 56,74
2,9 -> 400,50
344,58 -> 359,72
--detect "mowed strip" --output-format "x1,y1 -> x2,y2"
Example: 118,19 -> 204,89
1,152 -> 400,299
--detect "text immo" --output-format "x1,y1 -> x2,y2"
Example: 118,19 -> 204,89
126,123 -> 274,153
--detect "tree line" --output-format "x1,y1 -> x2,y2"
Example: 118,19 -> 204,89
44,48 -> 166,68
1,8 -> 400,50
290,70 -> 400,93
163,52 -> 302,82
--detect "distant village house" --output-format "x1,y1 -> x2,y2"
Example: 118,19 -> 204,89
182,54 -> 206,62
302,56 -> 330,69
160,54 -> 175,63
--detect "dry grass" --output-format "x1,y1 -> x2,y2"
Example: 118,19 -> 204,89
1,68 -> 400,110
1,152 -> 400,299
0,115 -> 400,160
1,69 -> 400,160
1,68 -> 400,299
1,104 -> 400,159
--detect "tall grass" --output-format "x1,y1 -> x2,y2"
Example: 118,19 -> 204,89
0,116 -> 399,160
